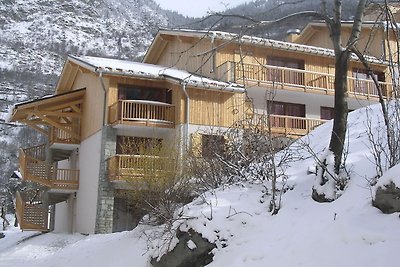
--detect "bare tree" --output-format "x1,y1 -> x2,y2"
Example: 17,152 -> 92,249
203,0 -> 369,199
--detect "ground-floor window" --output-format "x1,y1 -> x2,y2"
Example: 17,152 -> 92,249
320,106 -> 335,120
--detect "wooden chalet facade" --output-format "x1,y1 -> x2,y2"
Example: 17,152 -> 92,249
9,56 -> 245,233
144,29 -> 392,135
8,4 -> 397,233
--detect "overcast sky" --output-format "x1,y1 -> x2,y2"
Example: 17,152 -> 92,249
154,0 -> 249,18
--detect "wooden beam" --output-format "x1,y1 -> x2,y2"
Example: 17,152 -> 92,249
33,110 -> 81,119
25,122 -> 49,137
45,99 -> 84,112
36,114 -> 80,140
177,36 -> 193,43
70,104 -> 81,114
64,65 -> 80,90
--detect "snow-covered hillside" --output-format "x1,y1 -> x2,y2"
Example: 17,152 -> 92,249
1,103 -> 399,267
0,0 -> 171,74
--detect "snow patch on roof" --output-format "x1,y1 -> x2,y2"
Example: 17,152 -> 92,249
70,55 -> 245,93
158,29 -> 386,65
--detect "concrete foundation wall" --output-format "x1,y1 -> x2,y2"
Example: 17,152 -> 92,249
75,130 -> 102,234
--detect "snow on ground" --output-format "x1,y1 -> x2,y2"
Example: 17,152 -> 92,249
1,103 -> 399,267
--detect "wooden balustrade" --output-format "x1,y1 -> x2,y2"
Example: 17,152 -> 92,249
16,191 -> 49,232
50,126 -> 80,145
107,154 -> 170,182
218,61 -> 392,99
108,100 -> 175,128
22,144 -> 46,161
249,114 -> 327,136
19,145 -> 79,190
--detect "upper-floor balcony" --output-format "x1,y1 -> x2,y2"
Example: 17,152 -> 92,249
49,125 -> 80,149
217,61 -> 392,99
108,100 -> 175,128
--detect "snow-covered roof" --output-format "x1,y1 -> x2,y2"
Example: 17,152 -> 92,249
151,29 -> 387,65
68,55 -> 245,93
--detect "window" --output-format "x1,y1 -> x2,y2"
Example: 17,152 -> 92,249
116,136 -> 162,155
321,107 -> 335,120
268,101 -> 305,117
267,57 -> 305,85
201,134 -> 225,158
118,84 -> 172,104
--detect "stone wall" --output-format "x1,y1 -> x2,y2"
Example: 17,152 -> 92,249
95,126 -> 116,234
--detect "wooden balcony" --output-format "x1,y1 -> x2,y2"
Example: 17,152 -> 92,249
245,114 -> 327,137
217,61 -> 392,99
108,100 -> 175,128
16,191 -> 49,232
49,125 -> 80,146
107,154 -> 170,182
19,145 -> 79,191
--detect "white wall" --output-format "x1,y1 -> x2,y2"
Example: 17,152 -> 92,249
247,85 -> 378,119
54,195 -> 74,233
74,130 -> 102,234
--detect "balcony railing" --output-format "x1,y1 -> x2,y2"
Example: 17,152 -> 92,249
108,100 -> 175,128
107,154 -> 171,182
244,114 -> 327,136
16,191 -> 49,232
217,61 -> 392,99
19,146 -> 79,190
50,126 -> 80,145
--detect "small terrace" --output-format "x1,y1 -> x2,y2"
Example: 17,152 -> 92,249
107,154 -> 171,182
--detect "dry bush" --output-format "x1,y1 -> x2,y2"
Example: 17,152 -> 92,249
119,137 -> 193,226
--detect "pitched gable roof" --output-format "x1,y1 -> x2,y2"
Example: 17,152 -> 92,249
145,29 -> 387,66
60,55 -> 244,93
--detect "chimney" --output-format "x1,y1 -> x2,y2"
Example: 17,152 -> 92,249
286,29 -> 301,42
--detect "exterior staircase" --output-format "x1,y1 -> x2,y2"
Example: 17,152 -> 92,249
16,190 -> 49,232
16,144 -> 79,231
19,144 -> 79,190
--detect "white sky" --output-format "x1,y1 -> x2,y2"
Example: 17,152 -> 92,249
154,0 -> 249,18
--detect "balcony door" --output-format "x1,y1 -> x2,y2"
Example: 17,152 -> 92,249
268,101 -> 306,129
267,57 -> 305,86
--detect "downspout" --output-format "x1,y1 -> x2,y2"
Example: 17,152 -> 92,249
180,81 -> 190,153
211,32 -> 216,74
98,70 -> 108,125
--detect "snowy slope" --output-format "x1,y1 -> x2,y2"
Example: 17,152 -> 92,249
0,103 -> 399,267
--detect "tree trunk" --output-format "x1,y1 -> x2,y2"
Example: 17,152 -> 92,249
329,51 -> 349,174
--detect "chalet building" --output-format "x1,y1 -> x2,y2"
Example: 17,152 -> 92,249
9,56 -> 245,233
8,8 -> 396,233
144,29 -> 392,134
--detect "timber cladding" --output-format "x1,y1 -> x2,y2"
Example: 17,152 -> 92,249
183,87 -> 245,127
72,72 -> 105,140
154,36 -> 214,77
106,76 -> 245,128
